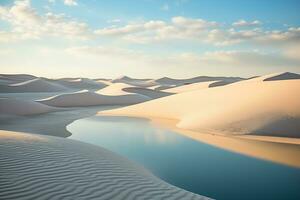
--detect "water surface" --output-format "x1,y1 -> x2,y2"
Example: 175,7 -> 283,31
67,116 -> 300,200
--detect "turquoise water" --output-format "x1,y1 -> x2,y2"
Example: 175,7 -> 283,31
67,116 -> 300,200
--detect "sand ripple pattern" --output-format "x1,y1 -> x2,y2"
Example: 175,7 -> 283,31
0,131 -> 211,200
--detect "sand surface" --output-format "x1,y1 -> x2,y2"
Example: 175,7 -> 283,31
0,130 -> 210,200
102,73 -> 300,138
0,78 -> 68,93
0,98 -> 61,115
38,90 -> 151,107
0,106 -> 115,137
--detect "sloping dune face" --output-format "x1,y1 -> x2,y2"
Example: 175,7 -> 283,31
97,83 -> 133,95
111,76 -> 157,87
97,82 -> 172,98
54,78 -> 107,90
123,87 -> 172,98
163,81 -> 217,94
0,78 -> 68,93
38,90 -> 150,107
103,74 -> 300,138
155,76 -> 243,86
263,72 -> 300,81
0,74 -> 37,84
0,131 -> 209,200
0,98 -> 58,115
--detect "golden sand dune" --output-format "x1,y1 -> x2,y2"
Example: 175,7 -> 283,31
102,73 -> 300,138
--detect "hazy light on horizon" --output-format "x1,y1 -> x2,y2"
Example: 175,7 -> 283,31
0,0 -> 299,78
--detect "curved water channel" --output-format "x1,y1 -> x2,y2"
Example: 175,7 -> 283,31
67,116 -> 300,200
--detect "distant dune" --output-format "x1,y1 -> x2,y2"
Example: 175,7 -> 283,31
263,72 -> 300,81
163,81 -> 217,94
112,76 -> 157,87
0,131 -> 209,200
97,83 -> 133,95
102,72 -> 300,138
123,87 -> 172,98
155,76 -> 243,86
0,78 -> 68,93
97,82 -> 171,98
0,98 -> 59,115
54,78 -> 107,90
0,74 -> 36,84
38,90 -> 151,107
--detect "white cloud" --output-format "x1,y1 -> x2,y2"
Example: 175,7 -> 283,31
64,0 -> 77,6
94,16 -> 218,43
233,19 -> 262,27
0,0 -> 88,42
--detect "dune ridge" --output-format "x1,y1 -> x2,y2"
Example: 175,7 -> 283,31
0,98 -> 60,115
101,73 -> 300,138
38,90 -> 151,107
0,131 -> 210,200
0,78 -> 68,93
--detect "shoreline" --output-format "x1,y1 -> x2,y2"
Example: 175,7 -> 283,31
99,112 -> 300,168
0,130 -> 210,200
149,117 -> 300,168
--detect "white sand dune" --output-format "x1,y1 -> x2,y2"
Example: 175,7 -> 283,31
38,90 -> 151,107
97,83 -> 133,95
97,83 -> 171,99
163,81 -> 217,94
112,76 -> 157,87
0,74 -> 37,84
0,78 -> 68,93
102,72 -> 300,138
123,87 -> 172,98
155,76 -> 243,86
0,131 -> 210,200
0,98 -> 59,115
54,78 -> 107,90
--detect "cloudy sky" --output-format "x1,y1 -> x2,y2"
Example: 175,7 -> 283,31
0,0 -> 300,78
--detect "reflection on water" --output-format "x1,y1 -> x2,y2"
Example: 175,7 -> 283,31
67,116 -> 300,200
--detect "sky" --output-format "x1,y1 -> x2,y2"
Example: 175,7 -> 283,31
0,0 -> 299,78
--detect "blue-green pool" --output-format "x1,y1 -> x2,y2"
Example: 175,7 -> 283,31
67,116 -> 300,200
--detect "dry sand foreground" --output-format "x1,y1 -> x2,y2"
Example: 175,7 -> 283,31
0,131 -> 210,200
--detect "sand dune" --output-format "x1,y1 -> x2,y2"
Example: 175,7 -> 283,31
263,72 -> 300,81
163,81 -> 217,94
0,131 -> 209,200
155,76 -> 243,86
0,78 -> 68,93
0,98 -> 59,115
102,73 -> 300,138
0,74 -> 37,84
54,78 -> 107,90
97,83 -> 133,95
97,82 -> 171,99
38,90 -> 151,107
112,76 -> 157,87
123,87 -> 172,98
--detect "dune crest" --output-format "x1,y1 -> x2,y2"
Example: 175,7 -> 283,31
38,90 -> 151,107
102,74 -> 300,138
0,78 -> 67,93
0,98 -> 59,115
